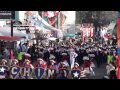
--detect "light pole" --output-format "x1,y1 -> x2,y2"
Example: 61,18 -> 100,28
11,11 -> 15,49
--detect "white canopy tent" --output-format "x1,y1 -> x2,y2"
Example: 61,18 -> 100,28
0,27 -> 27,38
28,12 -> 63,38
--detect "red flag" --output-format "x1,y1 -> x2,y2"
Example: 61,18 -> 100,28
118,16 -> 120,79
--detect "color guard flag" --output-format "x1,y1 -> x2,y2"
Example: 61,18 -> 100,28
22,67 -> 32,79
0,65 -> 8,79
71,70 -> 80,79
34,67 -> 45,79
10,66 -> 20,79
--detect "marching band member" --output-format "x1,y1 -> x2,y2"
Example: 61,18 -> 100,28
34,58 -> 46,79
72,62 -> 80,70
22,59 -> 34,68
58,61 -> 69,78
11,59 -> 19,67
0,59 -> 8,79
20,59 -> 34,79
47,57 -> 58,79
1,59 -> 8,66
71,62 -> 81,79
61,53 -> 69,67
70,48 -> 78,69
83,56 -> 91,79
9,59 -> 20,79
34,58 -> 46,69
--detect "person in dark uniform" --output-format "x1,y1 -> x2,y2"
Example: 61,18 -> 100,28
77,48 -> 84,66
54,47 -> 62,63
43,48 -> 50,62
95,49 -> 101,68
56,70 -> 68,79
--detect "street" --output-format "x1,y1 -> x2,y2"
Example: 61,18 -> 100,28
93,64 -> 107,79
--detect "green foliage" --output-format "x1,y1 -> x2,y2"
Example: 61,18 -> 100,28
76,11 -> 117,26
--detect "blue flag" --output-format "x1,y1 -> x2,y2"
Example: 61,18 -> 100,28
34,67 -> 45,79
10,66 -> 20,79
71,69 -> 80,79
0,65 -> 8,79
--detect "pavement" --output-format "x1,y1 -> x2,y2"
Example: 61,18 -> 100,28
91,63 -> 107,79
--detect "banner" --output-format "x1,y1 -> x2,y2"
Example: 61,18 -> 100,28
34,67 -> 45,79
10,66 -> 20,79
118,18 -> 120,39
21,67 -> 32,79
0,65 -> 8,79
0,11 -> 15,19
118,11 -> 120,79
71,69 -> 80,79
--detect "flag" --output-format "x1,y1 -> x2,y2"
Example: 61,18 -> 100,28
22,67 -> 32,79
10,66 -> 20,79
118,12 -> 120,79
60,11 -> 66,29
42,11 -> 48,22
0,65 -> 8,79
70,51 -> 78,69
71,69 -> 80,79
34,67 -> 45,79
48,17 -> 56,27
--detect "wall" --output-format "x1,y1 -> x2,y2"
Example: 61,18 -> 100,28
0,21 -> 6,27
62,11 -> 76,34
18,11 -> 26,22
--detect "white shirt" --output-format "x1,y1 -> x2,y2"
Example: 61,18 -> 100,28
4,48 -> 10,56
106,64 -> 115,75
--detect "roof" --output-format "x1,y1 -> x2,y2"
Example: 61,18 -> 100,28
0,36 -> 21,41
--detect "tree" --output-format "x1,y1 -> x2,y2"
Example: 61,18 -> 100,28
76,11 -> 117,36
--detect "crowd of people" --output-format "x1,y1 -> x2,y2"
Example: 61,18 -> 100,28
0,36 -> 118,79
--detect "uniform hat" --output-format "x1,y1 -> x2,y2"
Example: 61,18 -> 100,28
24,53 -> 31,57
74,62 -> 79,66
83,56 -> 89,60
25,59 -> 31,63
2,59 -> 7,63
89,54 -> 95,57
13,59 -> 19,63
62,53 -> 67,55
50,59 -> 56,63
37,58 -> 43,61
49,54 -> 55,59
60,62 -> 66,65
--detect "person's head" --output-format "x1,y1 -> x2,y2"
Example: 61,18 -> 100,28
74,62 -> 79,68
25,59 -> 31,65
37,58 -> 43,64
12,59 -> 18,65
50,60 -> 56,65
2,59 -> 7,65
